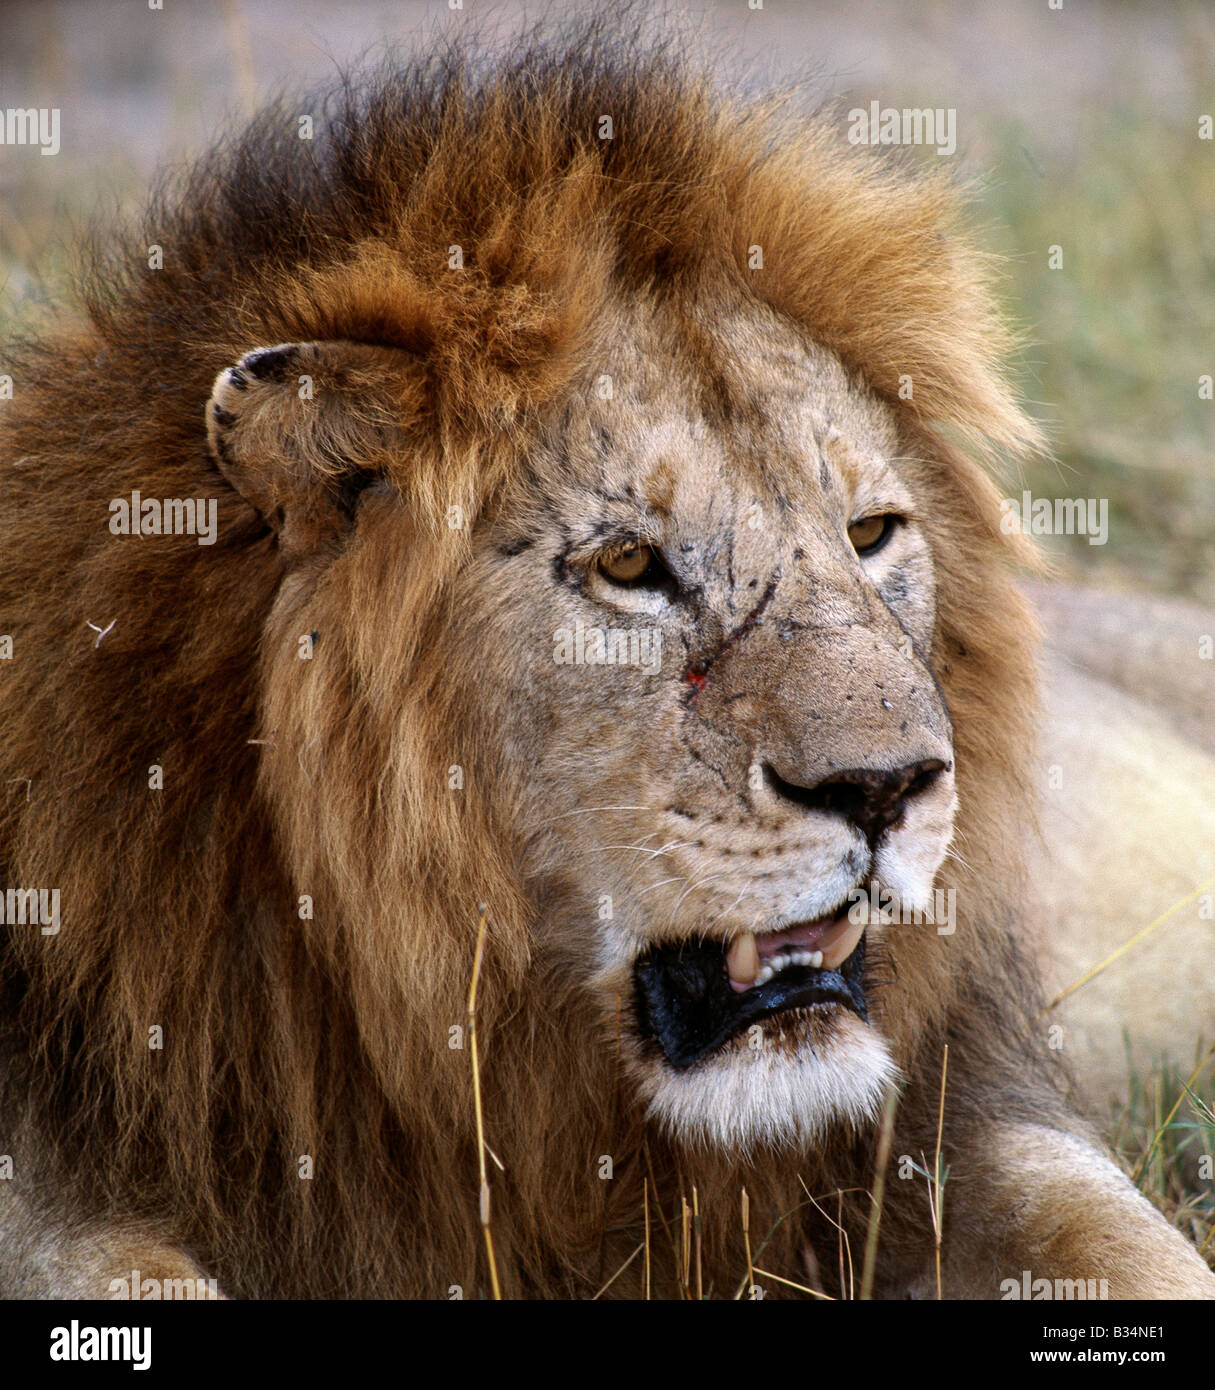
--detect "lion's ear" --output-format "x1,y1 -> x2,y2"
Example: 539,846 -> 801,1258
205,340 -> 414,558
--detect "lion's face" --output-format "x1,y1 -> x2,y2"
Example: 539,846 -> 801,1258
460,295 -> 958,1150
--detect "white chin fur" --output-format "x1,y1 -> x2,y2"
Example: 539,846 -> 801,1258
639,1013 -> 900,1153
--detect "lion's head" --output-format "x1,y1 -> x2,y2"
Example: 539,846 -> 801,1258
1,33 -> 1051,1296
210,300 -> 963,1154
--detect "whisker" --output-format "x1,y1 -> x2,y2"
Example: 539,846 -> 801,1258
636,876 -> 689,898
702,889 -> 748,936
556,837 -> 692,863
534,805 -> 651,825
665,872 -> 730,929
942,844 -> 975,875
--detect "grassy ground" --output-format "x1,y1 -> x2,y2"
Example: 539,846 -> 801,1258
986,104 -> 1215,606
1111,1049 -> 1215,1269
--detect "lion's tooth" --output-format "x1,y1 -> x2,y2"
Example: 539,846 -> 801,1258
727,931 -> 759,987
819,916 -> 865,971
809,950 -> 824,969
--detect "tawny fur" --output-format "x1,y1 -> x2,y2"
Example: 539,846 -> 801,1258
0,26 -> 1210,1299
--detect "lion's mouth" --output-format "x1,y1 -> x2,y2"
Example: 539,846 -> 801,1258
633,905 -> 868,1069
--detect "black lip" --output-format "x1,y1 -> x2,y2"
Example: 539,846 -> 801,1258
633,930 -> 867,1070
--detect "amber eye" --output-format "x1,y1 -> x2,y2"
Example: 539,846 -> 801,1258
848,514 -> 898,557
598,544 -> 661,585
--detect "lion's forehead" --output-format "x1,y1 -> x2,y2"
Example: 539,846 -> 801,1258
548,300 -> 905,530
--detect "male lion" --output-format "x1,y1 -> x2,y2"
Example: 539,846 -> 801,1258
0,33 -> 1211,1300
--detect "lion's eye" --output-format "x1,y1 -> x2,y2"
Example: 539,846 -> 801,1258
597,544 -> 667,587
848,514 -> 898,557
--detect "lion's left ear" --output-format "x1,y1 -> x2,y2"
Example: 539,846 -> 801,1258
205,340 -> 415,558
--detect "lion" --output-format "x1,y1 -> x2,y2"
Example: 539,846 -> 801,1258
0,29 -> 1211,1300
1027,585 -> 1215,1112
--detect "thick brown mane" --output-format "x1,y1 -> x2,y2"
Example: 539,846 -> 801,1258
1,24 -> 1056,1297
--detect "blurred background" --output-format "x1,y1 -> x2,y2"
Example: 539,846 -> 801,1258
2,0 -> 1213,601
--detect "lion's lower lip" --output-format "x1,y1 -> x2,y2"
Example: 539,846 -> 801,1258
633,930 -> 868,1070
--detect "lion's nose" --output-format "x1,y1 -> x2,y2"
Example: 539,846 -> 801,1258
763,758 -> 950,845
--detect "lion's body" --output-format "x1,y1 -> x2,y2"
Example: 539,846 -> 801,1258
1029,588 -> 1215,1111
0,31 -> 1210,1299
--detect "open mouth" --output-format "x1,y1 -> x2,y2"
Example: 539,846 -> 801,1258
633,904 -> 868,1069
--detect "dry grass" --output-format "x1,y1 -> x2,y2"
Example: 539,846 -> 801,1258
1112,1047 -> 1215,1265
987,100 -> 1215,603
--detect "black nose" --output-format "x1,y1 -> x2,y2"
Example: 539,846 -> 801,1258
765,758 -> 949,845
